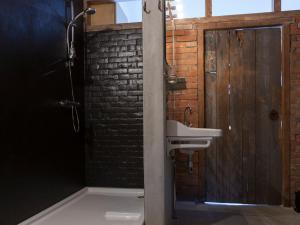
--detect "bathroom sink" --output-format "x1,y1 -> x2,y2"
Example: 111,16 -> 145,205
166,120 -> 222,154
167,120 -> 222,138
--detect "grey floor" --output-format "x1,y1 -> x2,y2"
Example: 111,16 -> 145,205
173,202 -> 300,225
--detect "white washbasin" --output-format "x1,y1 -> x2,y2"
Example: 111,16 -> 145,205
166,120 -> 222,154
167,120 -> 222,138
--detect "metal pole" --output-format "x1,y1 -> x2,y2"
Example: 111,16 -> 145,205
70,0 -> 75,44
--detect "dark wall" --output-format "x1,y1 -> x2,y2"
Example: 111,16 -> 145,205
0,1 -> 84,224
85,29 -> 144,188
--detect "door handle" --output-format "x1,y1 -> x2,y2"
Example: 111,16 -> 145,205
269,109 -> 279,121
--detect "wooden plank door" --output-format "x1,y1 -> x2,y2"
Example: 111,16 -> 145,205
205,27 -> 282,204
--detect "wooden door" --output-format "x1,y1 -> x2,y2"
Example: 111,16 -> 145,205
205,27 -> 282,204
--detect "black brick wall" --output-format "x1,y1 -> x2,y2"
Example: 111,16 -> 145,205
85,29 -> 144,188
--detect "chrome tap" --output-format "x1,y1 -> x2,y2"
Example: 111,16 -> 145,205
184,106 -> 192,127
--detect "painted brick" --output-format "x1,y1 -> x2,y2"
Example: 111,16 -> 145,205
86,29 -> 143,188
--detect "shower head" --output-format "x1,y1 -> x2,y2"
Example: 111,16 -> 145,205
84,8 -> 96,15
69,8 -> 96,25
67,7 -> 96,59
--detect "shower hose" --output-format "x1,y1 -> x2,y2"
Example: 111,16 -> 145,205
66,24 -> 80,133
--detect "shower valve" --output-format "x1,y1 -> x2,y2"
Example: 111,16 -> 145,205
69,43 -> 76,60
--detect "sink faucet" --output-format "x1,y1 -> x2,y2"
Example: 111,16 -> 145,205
184,106 -> 192,127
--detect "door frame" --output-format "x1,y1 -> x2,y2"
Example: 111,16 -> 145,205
196,16 -> 293,206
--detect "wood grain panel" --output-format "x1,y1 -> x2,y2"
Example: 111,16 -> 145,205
205,27 -> 282,204
282,24 -> 291,206
228,30 -> 244,202
239,30 -> 256,204
255,28 -> 282,205
205,31 -> 218,201
87,2 -> 116,26
268,28 -> 282,205
229,30 -> 256,203
197,29 -> 206,202
215,30 -> 230,202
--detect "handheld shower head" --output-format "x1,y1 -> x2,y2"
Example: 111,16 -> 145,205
84,8 -> 96,15
68,8 -> 96,27
67,7 -> 96,59
69,7 -> 96,25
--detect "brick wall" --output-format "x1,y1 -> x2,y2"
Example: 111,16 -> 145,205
166,30 -> 206,201
84,17 -> 300,203
290,16 -> 300,205
167,16 -> 300,205
85,29 -> 144,188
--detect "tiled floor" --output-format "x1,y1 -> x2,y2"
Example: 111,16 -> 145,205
173,202 -> 300,225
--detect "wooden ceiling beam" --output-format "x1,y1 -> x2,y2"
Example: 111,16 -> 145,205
274,0 -> 282,12
205,0 -> 212,17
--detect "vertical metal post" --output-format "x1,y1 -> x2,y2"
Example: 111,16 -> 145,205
70,0 -> 75,43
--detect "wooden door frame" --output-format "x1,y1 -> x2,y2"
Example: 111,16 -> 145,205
197,16 -> 293,206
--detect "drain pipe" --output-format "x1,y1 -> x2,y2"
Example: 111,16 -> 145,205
188,152 -> 193,174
